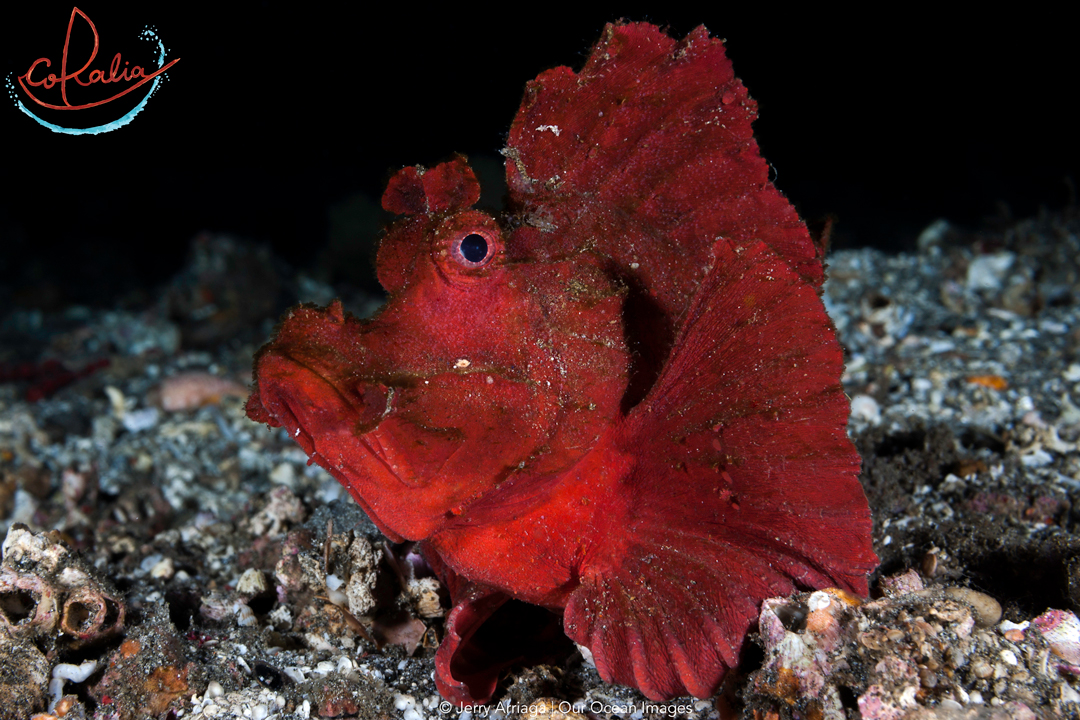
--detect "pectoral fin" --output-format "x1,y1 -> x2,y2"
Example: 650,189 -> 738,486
564,238 -> 876,699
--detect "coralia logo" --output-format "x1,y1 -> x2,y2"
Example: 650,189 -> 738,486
8,7 -> 180,135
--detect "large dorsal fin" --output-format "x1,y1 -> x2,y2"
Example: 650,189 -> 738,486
505,22 -> 824,327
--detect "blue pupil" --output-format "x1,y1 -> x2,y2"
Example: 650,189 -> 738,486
460,234 -> 488,263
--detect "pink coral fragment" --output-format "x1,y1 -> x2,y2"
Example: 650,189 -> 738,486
159,371 -> 247,411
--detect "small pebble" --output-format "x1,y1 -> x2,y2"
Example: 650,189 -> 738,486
1064,363 -> 1080,382
150,557 -> 175,580
122,406 -> 160,432
945,587 -> 1002,627
849,394 -> 881,424
807,591 -> 831,611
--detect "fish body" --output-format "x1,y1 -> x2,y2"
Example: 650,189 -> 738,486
248,21 -> 876,705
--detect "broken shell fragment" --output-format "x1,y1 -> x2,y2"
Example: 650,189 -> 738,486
236,568 -> 269,596
880,569 -> 924,597
1032,609 -> 1080,670
754,589 -> 860,706
1000,619 -> 1028,642
408,577 -> 446,618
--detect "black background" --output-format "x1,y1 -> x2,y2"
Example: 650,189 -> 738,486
1,4 -> 1075,308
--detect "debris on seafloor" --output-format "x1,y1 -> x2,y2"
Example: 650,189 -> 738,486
0,524 -> 126,649
2,210 -> 1080,718
0,525 -> 127,719
156,371 -> 249,413
0,525 -> 203,720
744,568 -> 1080,719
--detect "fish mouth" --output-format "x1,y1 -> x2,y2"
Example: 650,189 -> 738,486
247,300 -> 563,540
249,319 -> 436,540
251,350 -> 400,475
246,301 -> 413,487
251,345 -> 531,540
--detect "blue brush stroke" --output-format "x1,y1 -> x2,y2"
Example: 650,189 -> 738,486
12,31 -> 171,135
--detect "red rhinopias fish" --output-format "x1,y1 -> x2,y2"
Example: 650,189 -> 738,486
247,21 -> 877,705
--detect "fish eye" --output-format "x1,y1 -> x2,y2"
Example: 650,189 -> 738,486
459,234 -> 488,263
450,229 -> 497,269
436,211 -> 502,276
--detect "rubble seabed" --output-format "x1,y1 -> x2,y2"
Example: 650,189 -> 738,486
2,212 -> 1080,719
